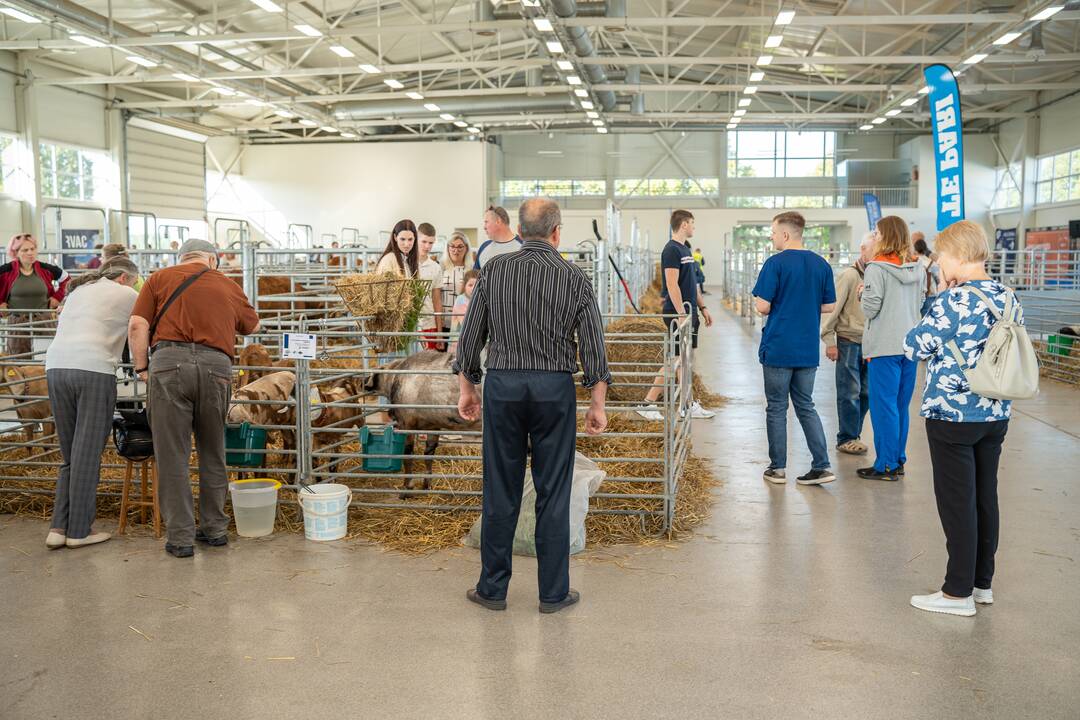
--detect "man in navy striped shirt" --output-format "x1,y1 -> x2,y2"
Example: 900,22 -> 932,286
454,197 -> 610,614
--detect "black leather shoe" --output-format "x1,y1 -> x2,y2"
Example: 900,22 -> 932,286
466,589 -> 507,611
195,530 -> 228,546
897,463 -> 906,476
857,466 -> 898,481
165,543 -> 194,558
539,589 -> 581,614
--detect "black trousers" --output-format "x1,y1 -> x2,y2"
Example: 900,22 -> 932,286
477,370 -> 576,603
926,419 -> 1009,597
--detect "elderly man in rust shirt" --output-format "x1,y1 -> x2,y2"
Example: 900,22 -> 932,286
128,239 -> 259,558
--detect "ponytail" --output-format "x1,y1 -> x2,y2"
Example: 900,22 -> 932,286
67,257 -> 139,292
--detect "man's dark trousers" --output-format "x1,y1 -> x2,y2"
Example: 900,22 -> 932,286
477,370 -> 576,604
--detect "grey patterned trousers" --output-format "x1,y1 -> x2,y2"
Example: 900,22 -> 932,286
47,369 -> 117,540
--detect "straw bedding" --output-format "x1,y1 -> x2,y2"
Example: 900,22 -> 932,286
0,413 -> 719,555
1032,339 -> 1080,387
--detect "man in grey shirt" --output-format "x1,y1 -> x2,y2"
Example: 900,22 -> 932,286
474,205 -> 522,269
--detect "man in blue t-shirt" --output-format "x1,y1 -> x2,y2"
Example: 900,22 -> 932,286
752,211 -> 837,486
636,210 -> 714,421
474,205 -> 523,269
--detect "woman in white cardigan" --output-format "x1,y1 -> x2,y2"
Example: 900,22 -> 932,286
44,256 -> 140,550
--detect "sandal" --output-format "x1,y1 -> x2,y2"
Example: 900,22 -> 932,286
837,440 -> 868,455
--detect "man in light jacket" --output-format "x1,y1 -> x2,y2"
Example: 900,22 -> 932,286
821,233 -> 874,456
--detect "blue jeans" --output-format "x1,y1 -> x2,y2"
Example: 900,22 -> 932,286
835,339 -> 870,445
763,365 -> 831,471
867,355 -> 918,472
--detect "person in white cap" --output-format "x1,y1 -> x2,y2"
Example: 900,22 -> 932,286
128,239 -> 259,559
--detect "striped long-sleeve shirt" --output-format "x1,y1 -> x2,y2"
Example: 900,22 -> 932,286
452,239 -> 611,388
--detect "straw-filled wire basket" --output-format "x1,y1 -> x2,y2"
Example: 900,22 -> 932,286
332,272 -> 432,353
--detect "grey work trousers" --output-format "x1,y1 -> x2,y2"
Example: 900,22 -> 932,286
47,369 -> 116,539
149,344 -> 232,546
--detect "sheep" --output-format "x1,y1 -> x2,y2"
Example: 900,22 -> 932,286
363,350 -> 482,493
236,343 -> 294,385
0,365 -> 53,453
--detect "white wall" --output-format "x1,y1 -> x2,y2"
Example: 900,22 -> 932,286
207,140 -> 488,247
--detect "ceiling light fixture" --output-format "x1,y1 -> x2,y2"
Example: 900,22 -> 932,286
533,18 -> 554,32
556,60 -> 573,71
440,113 -> 455,121
245,98 -> 270,107
597,127 -> 608,134
329,45 -> 355,58
424,103 -> 441,112
738,98 -> 752,107
320,126 -> 339,133
341,132 -> 357,139
383,78 -> 404,89
963,52 -> 988,65
71,35 -> 107,48
468,127 -> 481,134
860,124 -> 874,130
1030,5 -> 1063,21
885,108 -> 902,116
586,111 -> 599,119
775,10 -> 796,25
918,85 -> 930,94
406,91 -> 424,100
546,40 -> 564,53
454,120 -> 468,128
744,86 -> 758,94
765,35 -> 783,48
871,116 -> 887,124
294,24 -> 322,37
581,100 -> 594,109
901,97 -> 919,107
592,119 -> 604,126
126,55 -> 158,68
173,73 -> 199,82
756,55 -> 773,66
994,31 -> 1022,45
249,0 -> 283,11
0,8 -> 41,23
729,117 -> 741,124
749,71 -> 765,82
298,119 -> 318,127
358,64 -> 380,74
734,109 -> 746,117
567,75 -> 582,85
211,87 -> 237,96
274,109 -> 295,118
574,88 -> 588,97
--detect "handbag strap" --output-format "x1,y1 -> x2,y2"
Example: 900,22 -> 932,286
149,268 -> 211,340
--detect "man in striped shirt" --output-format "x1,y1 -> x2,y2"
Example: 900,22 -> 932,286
454,197 -> 610,614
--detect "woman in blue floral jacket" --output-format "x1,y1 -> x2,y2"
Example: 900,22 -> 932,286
902,220 -> 1021,618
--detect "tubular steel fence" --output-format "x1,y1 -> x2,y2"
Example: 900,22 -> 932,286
1,235 -> 686,534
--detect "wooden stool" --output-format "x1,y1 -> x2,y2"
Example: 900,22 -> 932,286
118,458 -> 162,538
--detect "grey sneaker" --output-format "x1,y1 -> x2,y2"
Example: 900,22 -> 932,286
763,468 -> 786,484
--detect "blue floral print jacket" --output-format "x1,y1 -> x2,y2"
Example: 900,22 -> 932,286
903,280 -> 1020,422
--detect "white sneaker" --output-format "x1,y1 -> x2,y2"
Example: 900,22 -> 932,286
66,532 -> 111,549
688,401 -> 716,419
46,531 -> 66,550
973,588 -> 993,605
910,591 -> 976,617
635,404 -> 664,421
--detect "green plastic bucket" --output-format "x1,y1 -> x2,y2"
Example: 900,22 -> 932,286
1048,335 -> 1075,357
359,425 -> 407,473
225,422 -> 268,467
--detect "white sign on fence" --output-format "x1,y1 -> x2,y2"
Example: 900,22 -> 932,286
281,333 -> 317,360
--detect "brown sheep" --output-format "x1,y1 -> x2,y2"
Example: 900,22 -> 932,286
236,343 -> 293,385
364,350 -> 482,493
0,365 -> 53,453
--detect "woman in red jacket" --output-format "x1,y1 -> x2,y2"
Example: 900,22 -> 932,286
0,234 -> 69,355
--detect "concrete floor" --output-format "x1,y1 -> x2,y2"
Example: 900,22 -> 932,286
2,298 -> 1078,720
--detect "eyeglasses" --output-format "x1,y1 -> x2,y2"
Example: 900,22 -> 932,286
449,244 -> 467,250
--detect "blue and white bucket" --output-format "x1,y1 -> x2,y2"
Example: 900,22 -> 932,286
297,484 -> 352,542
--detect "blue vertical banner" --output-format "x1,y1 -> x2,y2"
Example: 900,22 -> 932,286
923,64 -> 965,231
863,193 -> 882,230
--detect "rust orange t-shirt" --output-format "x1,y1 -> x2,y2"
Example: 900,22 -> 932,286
132,263 -> 258,358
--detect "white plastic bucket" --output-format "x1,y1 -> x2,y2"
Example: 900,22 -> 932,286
297,483 -> 352,542
229,478 -> 281,538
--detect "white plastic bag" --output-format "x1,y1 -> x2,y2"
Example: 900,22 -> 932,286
465,452 -> 606,556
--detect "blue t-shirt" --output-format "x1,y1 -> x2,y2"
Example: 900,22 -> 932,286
752,250 -> 835,368
660,240 -> 697,316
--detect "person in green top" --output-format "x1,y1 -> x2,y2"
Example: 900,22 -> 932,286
1,234 -> 68,355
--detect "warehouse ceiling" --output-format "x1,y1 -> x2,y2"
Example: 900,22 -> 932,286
1,0 -> 1079,142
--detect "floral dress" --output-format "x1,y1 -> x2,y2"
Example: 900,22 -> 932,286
903,280 -> 1019,423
